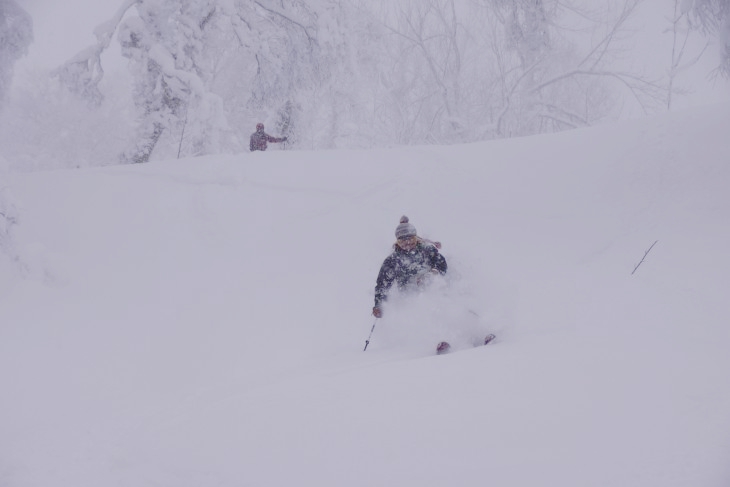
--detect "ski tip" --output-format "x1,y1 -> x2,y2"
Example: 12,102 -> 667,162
484,334 -> 496,345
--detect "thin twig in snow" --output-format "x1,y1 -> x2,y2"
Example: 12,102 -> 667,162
632,240 -> 659,275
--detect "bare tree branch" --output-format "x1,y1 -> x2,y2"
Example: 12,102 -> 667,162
253,0 -> 316,46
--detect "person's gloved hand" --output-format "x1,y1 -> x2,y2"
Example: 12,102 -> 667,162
372,307 -> 383,318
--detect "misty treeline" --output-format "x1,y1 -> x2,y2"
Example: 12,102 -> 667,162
0,0 -> 729,170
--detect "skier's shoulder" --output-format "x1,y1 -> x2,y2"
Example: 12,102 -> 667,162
382,247 -> 400,263
416,239 -> 441,254
380,244 -> 409,267
418,239 -> 446,269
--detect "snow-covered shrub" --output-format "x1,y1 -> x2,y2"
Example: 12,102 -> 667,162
0,0 -> 32,110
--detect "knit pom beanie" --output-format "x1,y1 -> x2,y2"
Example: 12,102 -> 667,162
395,215 -> 417,239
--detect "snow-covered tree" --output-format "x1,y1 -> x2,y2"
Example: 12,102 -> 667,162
0,0 -> 32,110
686,0 -> 730,77
33,0 -> 703,162
55,0 -> 370,161
478,0 -> 558,136
114,0 -> 237,163
365,0 -> 664,142
381,0 -> 468,142
53,0 -> 133,107
494,0 -> 552,72
665,0 -> 709,109
472,0 -> 665,137
54,0 -> 236,162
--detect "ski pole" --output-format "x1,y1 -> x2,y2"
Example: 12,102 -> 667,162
363,318 -> 378,351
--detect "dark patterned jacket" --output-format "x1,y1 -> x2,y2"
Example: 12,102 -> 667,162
374,242 -> 447,307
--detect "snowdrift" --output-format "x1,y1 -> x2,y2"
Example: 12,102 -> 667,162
1,104 -> 729,487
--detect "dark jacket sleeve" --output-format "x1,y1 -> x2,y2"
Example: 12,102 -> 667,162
374,255 -> 396,307
266,134 -> 284,143
429,246 -> 447,275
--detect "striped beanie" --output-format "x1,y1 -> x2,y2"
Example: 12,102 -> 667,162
395,215 -> 417,239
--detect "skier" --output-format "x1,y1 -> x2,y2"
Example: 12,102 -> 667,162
249,123 -> 287,151
371,216 -> 494,354
372,216 -> 447,318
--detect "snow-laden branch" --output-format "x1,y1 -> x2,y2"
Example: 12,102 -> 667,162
687,0 -> 730,77
53,0 -> 139,106
577,0 -> 642,71
253,0 -> 315,46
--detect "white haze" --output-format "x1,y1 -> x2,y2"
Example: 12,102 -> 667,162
3,0 -> 730,172
14,0 -> 730,108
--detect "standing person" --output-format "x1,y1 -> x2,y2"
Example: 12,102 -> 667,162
371,216 -> 494,354
249,123 -> 287,151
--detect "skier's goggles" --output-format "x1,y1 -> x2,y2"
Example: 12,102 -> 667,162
397,236 -> 417,244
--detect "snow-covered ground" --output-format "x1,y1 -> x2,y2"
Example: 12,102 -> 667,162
1,103 -> 729,487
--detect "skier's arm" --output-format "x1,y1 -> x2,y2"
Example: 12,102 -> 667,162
374,258 -> 396,308
429,248 -> 447,275
266,134 -> 286,143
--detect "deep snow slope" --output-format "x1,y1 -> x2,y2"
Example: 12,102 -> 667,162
1,104 -> 729,487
